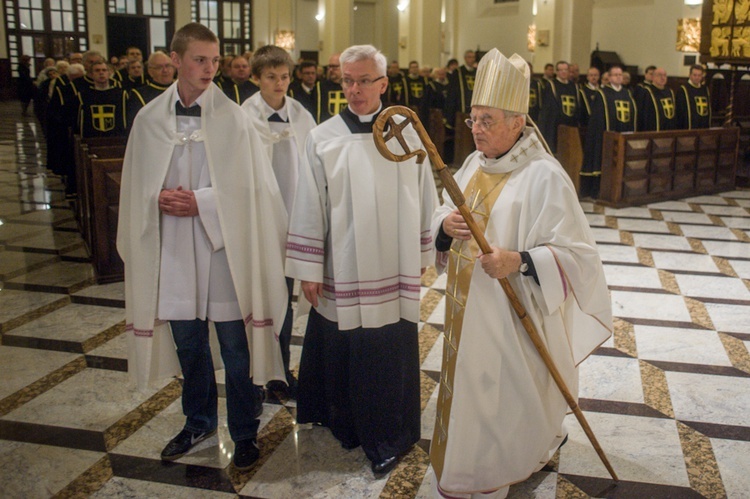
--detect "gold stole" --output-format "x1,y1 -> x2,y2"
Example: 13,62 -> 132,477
430,167 -> 511,481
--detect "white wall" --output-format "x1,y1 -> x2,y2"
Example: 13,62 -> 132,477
453,0 -> 536,64
450,0 -> 705,77
591,0 -> 704,77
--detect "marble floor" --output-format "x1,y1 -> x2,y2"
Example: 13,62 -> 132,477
1,100 -> 749,498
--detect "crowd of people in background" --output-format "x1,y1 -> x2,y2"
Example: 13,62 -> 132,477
19,45 -> 713,202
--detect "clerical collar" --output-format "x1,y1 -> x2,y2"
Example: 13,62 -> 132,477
261,98 -> 289,122
341,105 -> 383,134
556,77 -> 569,84
689,81 -> 702,88
586,83 -> 598,90
609,84 -> 622,91
482,133 -> 524,161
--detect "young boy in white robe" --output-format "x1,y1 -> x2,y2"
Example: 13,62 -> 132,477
117,23 -> 288,471
242,45 -> 317,399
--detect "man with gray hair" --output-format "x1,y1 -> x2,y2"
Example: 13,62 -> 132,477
126,51 -> 175,129
429,48 -> 611,497
286,44 -> 438,476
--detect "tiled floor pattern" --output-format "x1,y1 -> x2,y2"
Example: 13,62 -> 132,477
1,102 -> 749,498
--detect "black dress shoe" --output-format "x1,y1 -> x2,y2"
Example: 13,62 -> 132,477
160,428 -> 217,461
233,439 -> 260,470
371,455 -> 398,475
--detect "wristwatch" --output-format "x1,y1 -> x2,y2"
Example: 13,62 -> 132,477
519,251 -> 531,275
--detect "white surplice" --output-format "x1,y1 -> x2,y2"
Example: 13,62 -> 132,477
241,93 -> 316,217
429,127 -> 612,495
117,82 -> 289,390
285,110 -> 439,330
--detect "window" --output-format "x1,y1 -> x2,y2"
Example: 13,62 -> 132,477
193,0 -> 252,55
5,0 -> 88,77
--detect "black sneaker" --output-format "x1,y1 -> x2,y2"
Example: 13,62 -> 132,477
233,439 -> 260,470
160,428 -> 217,461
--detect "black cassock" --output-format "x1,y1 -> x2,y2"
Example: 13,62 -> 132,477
126,81 -> 169,130
676,83 -> 711,130
219,79 -> 259,105
46,75 -> 79,176
637,85 -> 677,132
296,108 -> 421,466
538,79 -> 580,153
444,65 -> 476,129
77,85 -> 127,138
581,85 -> 637,198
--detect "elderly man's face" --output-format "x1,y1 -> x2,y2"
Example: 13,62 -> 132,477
608,67 -> 623,87
148,54 -> 175,85
327,54 -> 342,83
653,68 -> 667,89
470,106 -> 523,159
342,57 -> 387,115
231,56 -> 250,82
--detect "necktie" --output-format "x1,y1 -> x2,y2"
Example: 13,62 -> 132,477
176,101 -> 201,117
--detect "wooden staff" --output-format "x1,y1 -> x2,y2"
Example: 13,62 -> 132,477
373,105 -> 619,483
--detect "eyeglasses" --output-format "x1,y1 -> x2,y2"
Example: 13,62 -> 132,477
341,76 -> 385,88
465,118 -> 499,131
149,64 -> 175,71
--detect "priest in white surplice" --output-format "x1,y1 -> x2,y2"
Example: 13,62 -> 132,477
429,49 -> 613,498
286,44 -> 439,476
116,23 -> 288,471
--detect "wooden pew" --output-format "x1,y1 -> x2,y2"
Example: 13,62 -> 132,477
427,108 -> 452,161
556,125 -> 586,195
453,112 -> 475,167
89,157 -> 124,283
73,135 -> 126,246
599,127 -> 739,207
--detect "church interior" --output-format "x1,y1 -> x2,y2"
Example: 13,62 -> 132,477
1,0 -> 750,497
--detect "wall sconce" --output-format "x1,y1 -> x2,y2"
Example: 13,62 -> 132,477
684,0 -> 702,5
397,1 -> 409,12
537,29 -> 550,47
275,30 -> 295,51
315,12 -> 324,21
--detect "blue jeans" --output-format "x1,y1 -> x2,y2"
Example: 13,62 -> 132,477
170,319 -> 261,442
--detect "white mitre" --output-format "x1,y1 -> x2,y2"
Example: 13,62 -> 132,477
471,48 -> 530,114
